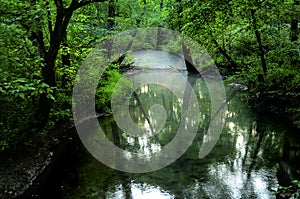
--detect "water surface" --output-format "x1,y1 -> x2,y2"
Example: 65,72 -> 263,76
60,50 -> 300,199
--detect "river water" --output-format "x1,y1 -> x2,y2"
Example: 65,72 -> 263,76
56,50 -> 299,199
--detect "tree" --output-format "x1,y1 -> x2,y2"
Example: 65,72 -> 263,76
1,0 -> 107,131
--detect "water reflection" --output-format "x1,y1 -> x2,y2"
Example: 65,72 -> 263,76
59,51 -> 300,198
108,183 -> 175,199
60,79 -> 300,199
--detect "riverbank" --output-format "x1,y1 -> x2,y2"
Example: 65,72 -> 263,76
0,109 -> 113,199
248,91 -> 300,130
0,112 -> 98,198
0,148 -> 52,198
0,120 -> 75,199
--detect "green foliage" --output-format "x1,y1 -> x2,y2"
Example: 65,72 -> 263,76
95,66 -> 133,113
274,180 -> 300,199
96,69 -> 122,112
0,76 -> 56,152
0,1 -> 53,152
0,78 -> 55,101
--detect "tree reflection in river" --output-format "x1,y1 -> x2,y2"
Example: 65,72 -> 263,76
60,72 -> 300,199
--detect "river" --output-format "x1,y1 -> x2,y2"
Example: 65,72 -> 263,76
48,50 -> 300,199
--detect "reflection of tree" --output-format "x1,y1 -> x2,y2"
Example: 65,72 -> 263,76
132,91 -> 155,134
182,74 -> 197,125
61,144 -> 115,198
118,172 -> 132,199
276,126 -> 300,188
242,122 -> 254,168
246,120 -> 264,179
239,116 -> 265,199
111,120 -> 120,146
130,84 -> 181,145
66,86 -> 300,199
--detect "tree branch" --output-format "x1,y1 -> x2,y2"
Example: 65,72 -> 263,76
74,0 -> 107,10
212,39 -> 238,70
16,20 -> 47,59
46,1 -> 53,36
250,9 -> 267,77
54,0 -> 64,11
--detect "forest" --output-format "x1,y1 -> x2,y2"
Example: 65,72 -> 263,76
0,0 -> 299,198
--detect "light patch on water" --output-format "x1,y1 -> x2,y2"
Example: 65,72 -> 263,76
253,173 -> 270,199
137,136 -> 162,160
130,183 -> 174,199
122,150 -> 133,160
106,183 -> 174,199
203,138 -> 276,199
236,134 -> 246,157
229,122 -> 235,131
150,143 -> 161,153
206,163 -> 245,199
177,98 -> 183,105
106,184 -> 124,199
144,120 -> 151,134
126,136 -> 135,146
252,121 -> 257,135
202,122 -> 275,199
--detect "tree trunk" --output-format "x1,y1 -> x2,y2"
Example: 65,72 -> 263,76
156,1 -> 164,48
291,0 -> 299,67
157,28 -> 163,48
107,0 -> 115,31
36,57 -> 56,131
291,0 -> 299,42
35,6 -> 74,131
251,9 -> 267,78
212,39 -> 238,70
29,0 -> 107,131
176,0 -> 183,30
106,0 -> 116,58
61,34 -> 71,88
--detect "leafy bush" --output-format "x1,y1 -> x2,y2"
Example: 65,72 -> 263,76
95,68 -> 133,113
0,77 -> 55,152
